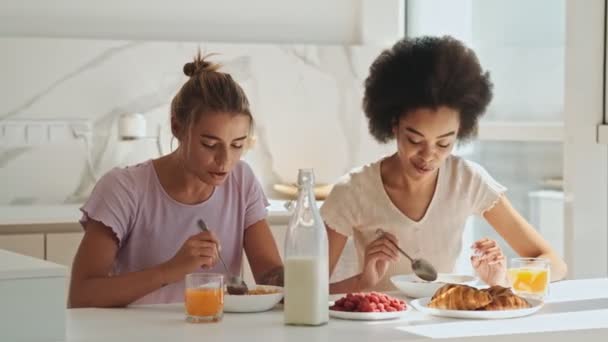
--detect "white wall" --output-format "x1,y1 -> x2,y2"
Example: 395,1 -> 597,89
0,0 -> 365,44
563,0 -> 608,278
406,0 -> 473,44
0,1 -> 407,206
0,39 -> 392,204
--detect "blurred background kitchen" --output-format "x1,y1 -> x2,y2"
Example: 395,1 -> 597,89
0,0 -> 606,284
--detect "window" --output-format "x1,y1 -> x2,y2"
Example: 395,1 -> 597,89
406,0 -> 566,269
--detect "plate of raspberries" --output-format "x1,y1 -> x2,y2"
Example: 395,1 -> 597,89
329,292 -> 411,320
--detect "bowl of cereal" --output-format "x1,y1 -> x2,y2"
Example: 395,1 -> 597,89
224,285 -> 284,313
390,274 -> 478,298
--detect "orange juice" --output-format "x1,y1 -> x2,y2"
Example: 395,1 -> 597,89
508,268 -> 549,295
185,288 -> 224,317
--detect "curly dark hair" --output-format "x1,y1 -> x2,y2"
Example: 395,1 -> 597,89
363,36 -> 493,143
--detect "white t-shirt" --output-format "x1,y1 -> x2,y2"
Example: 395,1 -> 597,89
320,155 -> 506,291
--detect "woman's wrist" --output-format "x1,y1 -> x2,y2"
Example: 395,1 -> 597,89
157,261 -> 179,287
355,273 -> 367,291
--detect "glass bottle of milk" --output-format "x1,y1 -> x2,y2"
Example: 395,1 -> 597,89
284,168 -> 329,326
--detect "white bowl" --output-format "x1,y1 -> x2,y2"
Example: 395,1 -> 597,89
224,285 -> 283,313
390,273 -> 478,298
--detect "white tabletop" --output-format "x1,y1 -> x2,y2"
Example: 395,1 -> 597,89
0,248 -> 66,280
65,278 -> 608,342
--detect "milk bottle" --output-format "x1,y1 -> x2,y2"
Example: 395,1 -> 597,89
284,169 -> 329,326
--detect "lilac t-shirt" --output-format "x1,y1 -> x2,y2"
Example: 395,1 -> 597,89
79,160 -> 269,305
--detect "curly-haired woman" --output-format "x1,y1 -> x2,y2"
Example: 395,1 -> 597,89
321,36 -> 567,293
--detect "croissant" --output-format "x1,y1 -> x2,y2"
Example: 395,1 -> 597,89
428,284 -> 492,310
482,285 -> 515,298
480,293 -> 531,310
428,284 -> 532,311
431,284 -> 460,301
480,286 -> 531,310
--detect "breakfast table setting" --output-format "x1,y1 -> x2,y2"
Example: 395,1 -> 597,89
65,277 -> 608,342
65,176 -> 608,342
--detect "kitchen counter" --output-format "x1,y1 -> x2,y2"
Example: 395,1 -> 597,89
0,249 -> 67,341
0,199 -> 295,234
65,279 -> 608,342
0,248 -> 66,280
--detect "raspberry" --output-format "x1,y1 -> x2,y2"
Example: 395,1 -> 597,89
343,300 -> 355,311
368,295 -> 380,304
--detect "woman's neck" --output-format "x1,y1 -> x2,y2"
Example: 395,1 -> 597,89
153,151 -> 215,205
384,154 -> 438,194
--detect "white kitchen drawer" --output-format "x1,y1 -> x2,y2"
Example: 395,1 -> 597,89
0,233 -> 44,259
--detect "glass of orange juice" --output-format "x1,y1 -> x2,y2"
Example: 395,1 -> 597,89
508,258 -> 550,300
185,273 -> 224,323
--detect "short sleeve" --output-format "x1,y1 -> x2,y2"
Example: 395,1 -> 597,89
240,162 -> 269,229
464,160 -> 507,215
79,168 -> 137,247
320,177 -> 360,237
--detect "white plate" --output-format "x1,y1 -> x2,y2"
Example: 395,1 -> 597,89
390,274 -> 478,298
224,285 -> 283,313
410,297 -> 544,319
329,304 -> 412,321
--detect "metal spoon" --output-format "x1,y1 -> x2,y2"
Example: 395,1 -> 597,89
197,219 -> 249,295
375,228 -> 438,282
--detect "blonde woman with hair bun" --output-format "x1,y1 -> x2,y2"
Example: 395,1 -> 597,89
69,51 -> 283,308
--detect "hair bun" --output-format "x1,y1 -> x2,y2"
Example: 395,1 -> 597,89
183,51 -> 219,77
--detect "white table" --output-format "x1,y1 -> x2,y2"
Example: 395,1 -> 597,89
66,279 -> 608,342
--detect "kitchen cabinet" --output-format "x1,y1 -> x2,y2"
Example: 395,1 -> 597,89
0,233 -> 44,259
46,232 -> 84,269
0,249 -> 67,341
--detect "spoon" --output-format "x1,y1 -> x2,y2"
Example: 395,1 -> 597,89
197,219 -> 249,295
375,229 -> 438,282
